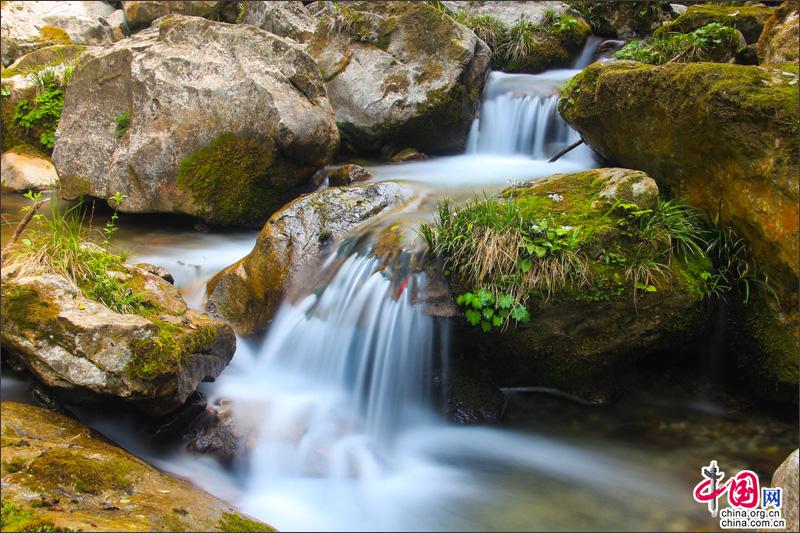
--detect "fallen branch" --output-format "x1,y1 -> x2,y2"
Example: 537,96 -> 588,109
548,139 -> 584,163
1,198 -> 48,265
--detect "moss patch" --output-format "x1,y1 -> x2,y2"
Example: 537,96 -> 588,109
23,448 -> 135,495
126,319 -> 217,381
0,500 -> 56,532
0,45 -> 85,79
216,513 -> 275,533
37,26 -> 71,46
177,133 -> 295,227
0,282 -> 61,339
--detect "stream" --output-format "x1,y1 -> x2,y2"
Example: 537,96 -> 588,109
1,44 -> 796,532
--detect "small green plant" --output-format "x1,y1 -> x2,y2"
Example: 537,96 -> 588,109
454,12 -> 506,50
613,22 -> 742,64
1,85 -> 10,97
114,110 -> 130,138
456,289 -> 529,332
13,69 -> 65,150
0,500 -> 56,532
323,3 -> 376,43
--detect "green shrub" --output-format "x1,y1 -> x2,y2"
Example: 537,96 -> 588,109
12,69 -> 65,150
0,500 -> 56,532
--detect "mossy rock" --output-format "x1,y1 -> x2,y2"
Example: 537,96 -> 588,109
0,401 -> 275,532
0,82 -> 39,152
559,61 -> 799,309
306,1 -> 490,154
1,268 -> 235,416
654,3 -> 774,43
566,0 -> 675,38
442,169 -> 712,397
0,44 -> 85,79
757,0 -> 800,65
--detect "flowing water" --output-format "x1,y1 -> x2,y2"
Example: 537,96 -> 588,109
1,42 -> 796,532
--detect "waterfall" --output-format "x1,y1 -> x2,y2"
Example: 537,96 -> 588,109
212,246 -> 445,478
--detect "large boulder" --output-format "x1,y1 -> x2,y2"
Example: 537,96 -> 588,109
241,1 -> 317,42
306,1 -> 490,155
772,449 -> 799,532
757,0 -> 799,65
52,16 -> 340,227
0,401 -> 274,532
1,266 -> 236,416
654,3 -> 774,44
0,1 -> 124,66
560,61 -> 798,306
122,1 -> 236,31
0,146 -> 60,192
431,169 -> 711,399
207,181 -> 414,335
559,60 -> 799,402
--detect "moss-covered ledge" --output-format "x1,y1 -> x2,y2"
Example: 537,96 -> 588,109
0,401 -> 275,532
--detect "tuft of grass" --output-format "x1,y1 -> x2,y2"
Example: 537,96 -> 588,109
4,191 -> 146,314
114,110 -> 130,138
613,22 -> 743,64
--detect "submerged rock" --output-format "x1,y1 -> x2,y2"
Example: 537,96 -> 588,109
241,0 -> 317,42
772,449 -> 799,532
53,15 -> 339,227
0,401 -> 274,532
0,146 -> 60,192
1,266 -> 235,416
390,147 -> 428,162
207,181 -> 413,335
0,1 -> 123,66
757,0 -> 799,65
306,1 -> 490,155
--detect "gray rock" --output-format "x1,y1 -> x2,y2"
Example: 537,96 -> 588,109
207,181 -> 414,334
242,1 -> 316,42
306,1 -> 490,155
133,262 -> 175,284
772,449 -> 799,532
443,1 -> 575,27
1,1 -> 121,66
1,266 -> 236,416
593,168 -> 659,210
52,15 -> 339,227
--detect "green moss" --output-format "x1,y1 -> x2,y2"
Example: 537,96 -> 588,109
177,133 -> 291,227
114,110 -> 130,139
655,3 -> 773,43
126,320 -> 217,381
38,26 -> 71,46
23,449 -> 135,495
566,0 -> 670,37
0,283 -> 60,338
0,45 -> 85,79
216,513 -> 275,532
0,500 -> 56,532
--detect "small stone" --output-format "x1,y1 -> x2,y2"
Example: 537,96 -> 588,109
327,164 -> 373,187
